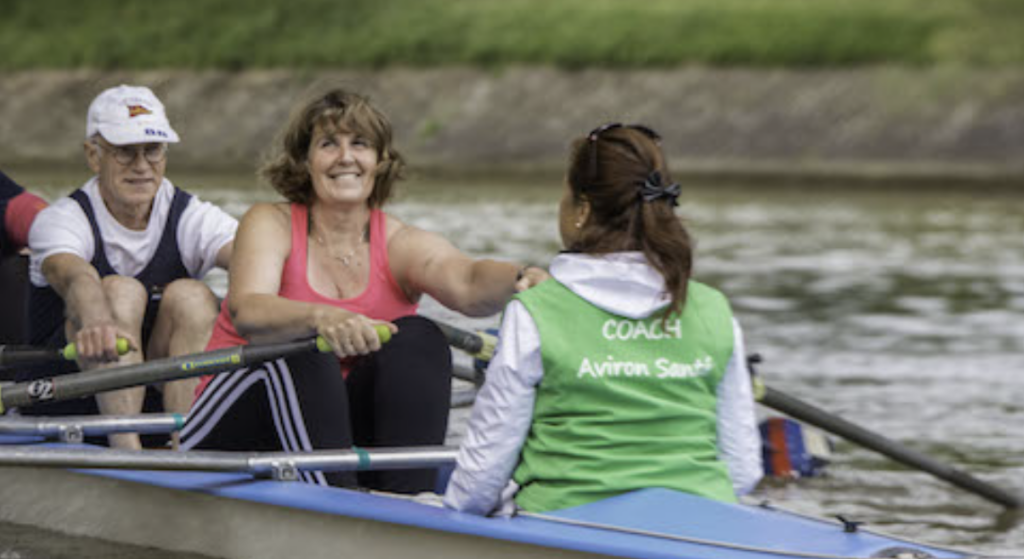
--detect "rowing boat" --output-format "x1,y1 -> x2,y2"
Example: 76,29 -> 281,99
0,432 -> 981,559
0,254 -> 1004,558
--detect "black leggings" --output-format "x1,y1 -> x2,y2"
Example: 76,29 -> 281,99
180,316 -> 452,493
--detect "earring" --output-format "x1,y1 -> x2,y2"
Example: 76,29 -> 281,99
575,220 -> 583,229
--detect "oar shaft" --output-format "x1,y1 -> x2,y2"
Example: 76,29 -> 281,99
0,326 -> 393,414
0,345 -> 60,368
0,338 -> 319,413
0,339 -> 130,369
760,386 -> 1022,509
434,321 -> 484,355
0,445 -> 458,476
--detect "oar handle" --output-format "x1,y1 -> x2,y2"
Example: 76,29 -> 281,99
61,338 -> 131,361
313,324 -> 392,353
0,327 -> 392,414
434,321 -> 496,362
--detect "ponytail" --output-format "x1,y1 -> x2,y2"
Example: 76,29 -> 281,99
567,125 -> 693,317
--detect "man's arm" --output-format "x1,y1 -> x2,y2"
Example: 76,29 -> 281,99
41,253 -> 129,363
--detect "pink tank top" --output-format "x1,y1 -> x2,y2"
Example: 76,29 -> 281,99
199,204 -> 417,393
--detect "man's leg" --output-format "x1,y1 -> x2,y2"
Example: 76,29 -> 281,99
146,279 -> 220,435
65,275 -> 148,449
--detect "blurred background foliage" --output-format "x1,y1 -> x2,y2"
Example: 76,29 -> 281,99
2,0 -> 1024,70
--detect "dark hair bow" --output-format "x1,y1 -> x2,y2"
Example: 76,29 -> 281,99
638,170 -> 680,206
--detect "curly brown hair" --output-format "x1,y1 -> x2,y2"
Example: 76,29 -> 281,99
260,88 -> 405,208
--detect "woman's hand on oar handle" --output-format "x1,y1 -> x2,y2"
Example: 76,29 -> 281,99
314,324 -> 392,353
313,307 -> 395,358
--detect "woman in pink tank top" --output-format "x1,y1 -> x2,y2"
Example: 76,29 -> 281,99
181,88 -> 548,493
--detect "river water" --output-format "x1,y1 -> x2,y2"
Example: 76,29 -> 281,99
3,170 -> 1023,556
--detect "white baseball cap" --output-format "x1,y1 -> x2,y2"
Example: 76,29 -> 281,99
85,85 -> 180,145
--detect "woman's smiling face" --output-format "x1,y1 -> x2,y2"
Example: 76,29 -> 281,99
307,124 -> 379,206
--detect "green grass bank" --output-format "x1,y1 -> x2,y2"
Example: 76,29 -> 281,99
3,0 -> 1024,70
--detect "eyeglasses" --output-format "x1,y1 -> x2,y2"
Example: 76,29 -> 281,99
93,140 -> 168,166
586,123 -> 662,185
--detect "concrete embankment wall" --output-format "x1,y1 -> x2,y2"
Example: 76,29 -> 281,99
2,68 -> 1024,183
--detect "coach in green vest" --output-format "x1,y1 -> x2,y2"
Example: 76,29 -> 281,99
445,123 -> 763,515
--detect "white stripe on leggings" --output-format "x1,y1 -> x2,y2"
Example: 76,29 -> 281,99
181,359 -> 329,486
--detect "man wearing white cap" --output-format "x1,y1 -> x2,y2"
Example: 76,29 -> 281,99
24,85 -> 238,449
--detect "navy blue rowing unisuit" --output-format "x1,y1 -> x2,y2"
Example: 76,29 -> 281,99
0,170 -> 26,255
20,186 -> 194,417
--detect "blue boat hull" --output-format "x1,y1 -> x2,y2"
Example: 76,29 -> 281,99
0,435 -> 970,559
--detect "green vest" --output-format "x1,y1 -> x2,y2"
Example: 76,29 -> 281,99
512,279 -> 738,512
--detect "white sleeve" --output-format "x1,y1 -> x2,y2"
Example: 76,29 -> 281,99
177,196 -> 238,278
443,300 -> 543,515
716,318 -> 763,496
27,199 -> 94,288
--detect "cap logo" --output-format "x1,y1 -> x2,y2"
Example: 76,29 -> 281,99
127,105 -> 153,118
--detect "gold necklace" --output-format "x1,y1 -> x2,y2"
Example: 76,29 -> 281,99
315,227 -> 368,267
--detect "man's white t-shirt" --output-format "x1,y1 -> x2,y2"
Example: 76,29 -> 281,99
29,177 -> 238,287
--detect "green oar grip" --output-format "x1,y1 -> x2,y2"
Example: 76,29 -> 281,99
62,338 -> 130,361
751,376 -> 767,401
375,324 -> 393,344
472,331 -> 497,362
314,325 -> 392,353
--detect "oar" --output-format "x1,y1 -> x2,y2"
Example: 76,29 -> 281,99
434,321 -> 497,363
747,355 -> 1022,509
0,325 -> 392,414
0,338 -> 130,369
0,444 -> 457,480
434,320 -> 1023,509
